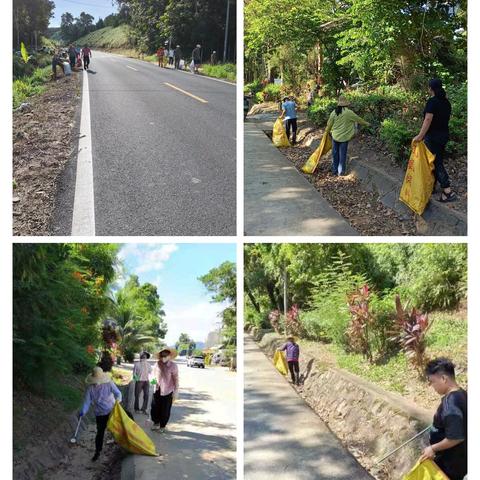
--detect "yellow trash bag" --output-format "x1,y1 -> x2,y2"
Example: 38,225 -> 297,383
402,460 -> 449,480
399,141 -> 436,215
272,118 -> 291,147
107,402 -> 157,456
273,350 -> 288,376
302,132 -> 332,174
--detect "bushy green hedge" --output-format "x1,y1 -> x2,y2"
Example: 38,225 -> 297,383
201,63 -> 236,81
13,52 -> 52,80
307,84 -> 466,162
244,80 -> 263,95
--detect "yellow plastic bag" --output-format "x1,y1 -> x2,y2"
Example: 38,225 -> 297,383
273,350 -> 288,376
399,141 -> 436,215
302,133 -> 332,174
272,118 -> 291,147
107,402 -> 157,456
402,460 -> 449,480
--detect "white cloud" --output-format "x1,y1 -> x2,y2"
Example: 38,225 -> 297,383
135,244 -> 178,274
164,301 -> 225,345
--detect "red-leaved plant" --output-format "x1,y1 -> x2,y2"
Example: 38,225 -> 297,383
346,285 -> 374,362
391,295 -> 432,372
268,309 -> 281,334
285,304 -> 303,337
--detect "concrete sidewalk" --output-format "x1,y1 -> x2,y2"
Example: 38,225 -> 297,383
244,335 -> 373,480
244,121 -> 357,236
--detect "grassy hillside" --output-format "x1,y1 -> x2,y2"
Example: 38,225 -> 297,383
75,24 -> 133,49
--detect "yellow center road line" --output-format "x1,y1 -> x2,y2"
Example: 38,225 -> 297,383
126,65 -> 138,71
164,82 -> 209,104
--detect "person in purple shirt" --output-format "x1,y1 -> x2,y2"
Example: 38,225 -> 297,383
79,366 -> 122,461
278,336 -> 300,385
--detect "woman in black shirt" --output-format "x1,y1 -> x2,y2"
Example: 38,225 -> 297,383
413,78 -> 456,202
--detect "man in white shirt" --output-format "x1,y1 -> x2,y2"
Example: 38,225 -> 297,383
133,351 -> 152,414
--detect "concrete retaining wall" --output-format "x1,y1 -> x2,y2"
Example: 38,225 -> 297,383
252,330 -> 434,480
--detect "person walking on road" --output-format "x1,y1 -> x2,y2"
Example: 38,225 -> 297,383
68,44 -> 77,69
278,336 -> 301,385
81,45 -> 92,70
168,47 -> 174,66
211,50 -> 217,65
412,78 -> 456,203
280,96 -> 298,145
78,366 -> 122,462
192,44 -> 202,73
151,348 -> 179,433
325,96 -> 370,176
156,46 -> 165,67
419,358 -> 467,480
133,351 -> 152,415
174,45 -> 182,69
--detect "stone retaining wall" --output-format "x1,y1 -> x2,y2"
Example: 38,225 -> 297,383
252,330 -> 434,480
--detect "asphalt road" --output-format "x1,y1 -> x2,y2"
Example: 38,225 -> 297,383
122,359 -> 236,479
56,51 -> 236,236
244,335 -> 373,480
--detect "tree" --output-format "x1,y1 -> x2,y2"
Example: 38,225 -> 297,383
96,18 -> 105,30
199,261 -> 237,347
13,0 -> 55,49
13,244 -> 119,392
175,333 -> 196,355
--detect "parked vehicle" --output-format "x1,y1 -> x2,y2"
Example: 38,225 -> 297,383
187,355 -> 205,368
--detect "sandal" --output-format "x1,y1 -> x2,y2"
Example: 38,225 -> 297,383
439,191 -> 457,203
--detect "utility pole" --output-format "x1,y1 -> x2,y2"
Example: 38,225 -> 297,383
223,0 -> 230,62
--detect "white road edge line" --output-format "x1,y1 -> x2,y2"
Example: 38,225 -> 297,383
71,70 -> 95,236
126,65 -> 138,71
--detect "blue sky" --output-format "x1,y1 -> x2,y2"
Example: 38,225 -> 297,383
50,0 -> 117,28
117,244 -> 236,346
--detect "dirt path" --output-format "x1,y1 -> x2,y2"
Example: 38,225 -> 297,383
13,71 -> 81,236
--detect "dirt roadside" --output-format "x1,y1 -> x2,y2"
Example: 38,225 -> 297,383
13,71 -> 81,236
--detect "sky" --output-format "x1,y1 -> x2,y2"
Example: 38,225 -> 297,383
117,243 -> 236,347
50,0 -> 117,28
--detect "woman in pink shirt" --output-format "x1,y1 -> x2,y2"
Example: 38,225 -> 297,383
151,348 -> 179,432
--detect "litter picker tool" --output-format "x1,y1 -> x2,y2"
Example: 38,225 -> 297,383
69,416 -> 83,444
375,425 -> 431,465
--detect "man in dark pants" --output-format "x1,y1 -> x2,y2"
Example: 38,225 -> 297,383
79,366 -> 122,461
174,45 -> 182,69
280,97 -> 298,144
133,351 -> 152,414
68,44 -> 76,69
420,358 -> 467,480
278,336 -> 300,385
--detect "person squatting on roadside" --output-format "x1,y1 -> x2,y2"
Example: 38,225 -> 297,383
78,366 -> 122,462
412,78 -> 456,203
151,348 -> 179,433
420,358 -> 467,480
280,97 -> 298,144
133,351 -> 152,415
325,96 -> 370,176
278,336 -> 301,385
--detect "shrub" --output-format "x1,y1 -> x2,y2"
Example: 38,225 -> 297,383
446,82 -> 467,157
262,83 -> 281,102
244,80 -> 262,95
379,117 -> 417,164
268,309 -> 281,333
285,305 -> 303,337
202,63 -> 236,81
307,97 -> 337,126
390,295 -> 432,373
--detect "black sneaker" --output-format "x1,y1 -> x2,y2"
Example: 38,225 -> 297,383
91,452 -> 100,462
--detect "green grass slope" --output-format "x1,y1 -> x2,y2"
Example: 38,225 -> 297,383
75,24 -> 133,49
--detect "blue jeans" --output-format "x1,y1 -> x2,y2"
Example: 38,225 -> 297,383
332,140 -> 349,175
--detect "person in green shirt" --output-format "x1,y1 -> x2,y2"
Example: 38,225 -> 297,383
325,96 -> 370,176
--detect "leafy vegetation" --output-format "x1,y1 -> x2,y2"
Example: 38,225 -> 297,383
13,0 -> 55,50
245,0 -> 467,163
13,66 -> 51,108
244,243 -> 467,375
74,24 -> 132,49
201,63 -> 236,81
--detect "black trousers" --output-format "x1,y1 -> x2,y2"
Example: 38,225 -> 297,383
151,390 -> 173,427
134,380 -> 149,411
174,58 -> 180,69
83,56 -> 90,69
95,414 -> 109,453
288,360 -> 299,383
286,118 -> 297,143
424,137 -> 450,189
